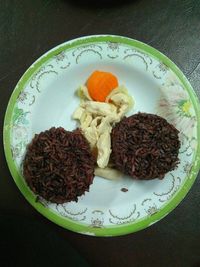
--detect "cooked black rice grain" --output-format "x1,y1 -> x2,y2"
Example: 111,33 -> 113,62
111,113 -> 180,180
23,127 -> 95,203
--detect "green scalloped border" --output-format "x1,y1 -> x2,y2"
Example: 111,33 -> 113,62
3,35 -> 200,237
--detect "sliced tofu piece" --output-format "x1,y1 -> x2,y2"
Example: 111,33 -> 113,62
72,106 -> 85,120
81,113 -> 93,129
83,125 -> 98,148
77,85 -> 92,100
96,130 -> 111,168
85,101 -> 117,117
95,167 -> 123,180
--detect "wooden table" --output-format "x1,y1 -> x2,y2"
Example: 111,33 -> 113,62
0,1 -> 200,266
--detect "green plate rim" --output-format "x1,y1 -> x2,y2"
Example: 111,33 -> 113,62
3,35 -> 200,237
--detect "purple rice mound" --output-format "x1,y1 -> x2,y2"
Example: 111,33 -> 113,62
111,113 -> 180,180
23,127 -> 95,203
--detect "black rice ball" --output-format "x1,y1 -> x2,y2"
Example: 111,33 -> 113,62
111,113 -> 180,180
23,127 -> 95,203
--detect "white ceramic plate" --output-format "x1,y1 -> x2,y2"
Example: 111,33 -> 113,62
4,35 -> 200,236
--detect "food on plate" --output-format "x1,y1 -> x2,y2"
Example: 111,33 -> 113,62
73,71 -> 134,172
87,70 -> 118,102
111,113 -> 180,180
23,127 -> 95,203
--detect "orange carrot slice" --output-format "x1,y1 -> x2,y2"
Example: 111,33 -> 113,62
86,70 -> 118,102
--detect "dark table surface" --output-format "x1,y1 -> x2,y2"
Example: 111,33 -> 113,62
0,1 -> 200,266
